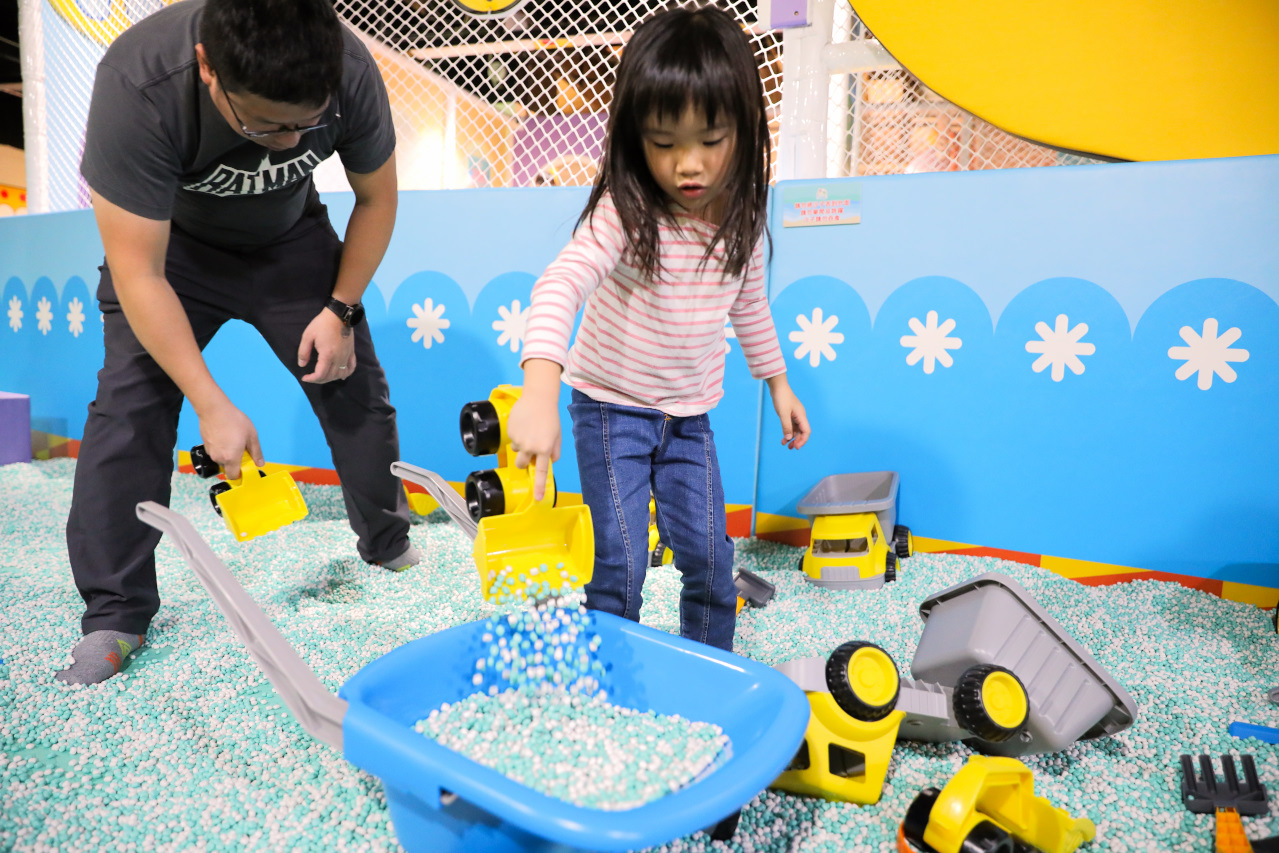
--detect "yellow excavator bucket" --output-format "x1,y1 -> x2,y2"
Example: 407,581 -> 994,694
473,486 -> 593,603
214,454 -> 309,542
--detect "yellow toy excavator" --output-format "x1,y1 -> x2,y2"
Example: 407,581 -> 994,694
898,756 -> 1095,853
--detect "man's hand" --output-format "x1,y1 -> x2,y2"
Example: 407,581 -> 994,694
507,359 -> 564,501
196,398 -> 263,481
767,374 -> 811,450
298,308 -> 356,383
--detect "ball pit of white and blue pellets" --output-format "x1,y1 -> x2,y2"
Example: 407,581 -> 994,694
4,457 -> 1279,851
414,590 -> 730,810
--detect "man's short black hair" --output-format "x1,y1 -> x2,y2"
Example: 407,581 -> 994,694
200,0 -> 344,107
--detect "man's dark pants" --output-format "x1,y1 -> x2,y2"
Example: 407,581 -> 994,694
66,208 -> 411,636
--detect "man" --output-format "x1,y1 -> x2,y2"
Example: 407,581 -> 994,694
57,0 -> 419,686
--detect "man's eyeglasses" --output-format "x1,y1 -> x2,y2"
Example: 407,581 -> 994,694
223,89 -> 336,139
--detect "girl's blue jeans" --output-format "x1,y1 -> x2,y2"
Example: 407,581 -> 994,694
568,389 -> 736,652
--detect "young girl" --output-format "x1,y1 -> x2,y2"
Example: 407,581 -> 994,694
506,5 -> 810,652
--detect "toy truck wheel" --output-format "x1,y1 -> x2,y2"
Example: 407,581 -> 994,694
826,641 -> 900,721
650,541 -> 667,567
953,664 -> 1029,744
464,470 -> 504,521
190,445 -> 220,479
208,482 -> 231,517
894,525 -> 913,559
459,400 -> 502,457
797,553 -> 807,573
958,821 -> 1019,852
885,551 -> 898,582
901,788 -> 940,852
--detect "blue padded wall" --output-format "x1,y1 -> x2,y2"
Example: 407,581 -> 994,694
761,155 -> 1279,583
1,155 -> 1275,581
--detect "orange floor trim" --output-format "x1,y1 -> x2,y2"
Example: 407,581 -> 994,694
26,446 -> 1278,608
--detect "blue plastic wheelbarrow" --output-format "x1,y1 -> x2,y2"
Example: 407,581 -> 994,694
136,502 -> 810,853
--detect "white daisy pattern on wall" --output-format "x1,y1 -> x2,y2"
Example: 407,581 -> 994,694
407,298 -> 450,350
1168,318 -> 1249,390
492,299 -> 530,353
789,308 -> 844,367
67,298 -> 86,338
36,297 -> 53,335
6,295 -> 21,332
1025,314 -> 1095,381
901,310 -> 961,374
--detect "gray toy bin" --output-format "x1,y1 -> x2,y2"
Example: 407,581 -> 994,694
796,471 -> 899,538
911,573 -> 1137,756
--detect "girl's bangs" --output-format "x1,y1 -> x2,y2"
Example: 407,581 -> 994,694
629,37 -> 746,129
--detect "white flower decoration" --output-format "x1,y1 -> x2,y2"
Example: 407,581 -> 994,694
1025,314 -> 1095,381
6,295 -> 22,332
67,297 -> 86,338
901,310 -> 961,374
1168,318 -> 1249,390
407,298 -> 450,350
36,297 -> 53,335
789,308 -> 844,367
492,299 -> 530,353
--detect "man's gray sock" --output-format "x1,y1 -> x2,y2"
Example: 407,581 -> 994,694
55,631 -> 145,685
378,543 -> 422,572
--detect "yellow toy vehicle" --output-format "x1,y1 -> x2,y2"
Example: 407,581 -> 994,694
770,573 -> 1137,808
189,444 -> 308,542
797,472 -> 912,589
773,641 -> 907,805
898,756 -> 1095,853
394,385 -> 594,603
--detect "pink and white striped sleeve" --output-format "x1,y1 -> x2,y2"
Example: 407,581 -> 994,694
728,240 -> 787,380
520,196 -> 627,369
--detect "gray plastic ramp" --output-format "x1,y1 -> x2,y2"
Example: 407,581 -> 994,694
775,657 -> 828,694
390,461 -> 478,540
136,502 -> 348,752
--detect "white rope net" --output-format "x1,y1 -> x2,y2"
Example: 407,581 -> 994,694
24,0 -> 1097,211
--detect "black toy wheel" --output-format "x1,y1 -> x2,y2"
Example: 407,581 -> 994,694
798,553 -> 807,573
953,664 -> 1029,744
884,551 -> 898,582
208,481 -> 232,516
464,470 -> 504,521
901,788 -> 940,852
459,400 -> 502,457
825,641 -> 900,721
959,820 -> 1019,852
190,444 -> 220,479
1272,605 -> 1278,634
894,524 -> 913,559
650,541 -> 667,567
706,809 -> 741,841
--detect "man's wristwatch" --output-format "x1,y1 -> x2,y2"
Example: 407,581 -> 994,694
325,297 -> 365,328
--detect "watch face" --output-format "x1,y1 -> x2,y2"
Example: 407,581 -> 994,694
349,303 -> 365,326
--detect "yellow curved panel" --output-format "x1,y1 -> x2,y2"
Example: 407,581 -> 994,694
50,0 -> 181,47
849,0 -> 1279,161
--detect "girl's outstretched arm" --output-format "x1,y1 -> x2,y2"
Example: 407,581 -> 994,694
507,358 -> 564,501
766,373 -> 811,449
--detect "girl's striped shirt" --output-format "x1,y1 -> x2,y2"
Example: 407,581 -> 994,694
521,195 -> 786,417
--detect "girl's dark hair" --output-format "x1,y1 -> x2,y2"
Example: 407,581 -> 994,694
580,4 -> 770,280
200,0 -> 344,107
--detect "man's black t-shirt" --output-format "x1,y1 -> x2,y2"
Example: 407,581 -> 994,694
80,0 -> 395,250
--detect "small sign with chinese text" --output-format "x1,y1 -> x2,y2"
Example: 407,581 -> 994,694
782,184 -> 860,228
